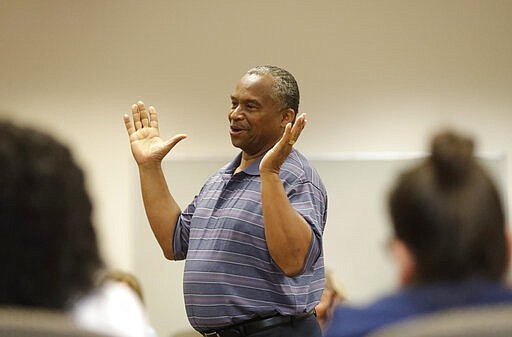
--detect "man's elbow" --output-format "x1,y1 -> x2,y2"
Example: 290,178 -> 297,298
162,247 -> 175,260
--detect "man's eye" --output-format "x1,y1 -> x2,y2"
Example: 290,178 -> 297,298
247,104 -> 257,110
231,102 -> 238,109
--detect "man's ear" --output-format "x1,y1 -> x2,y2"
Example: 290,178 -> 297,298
280,108 -> 295,127
389,238 -> 416,286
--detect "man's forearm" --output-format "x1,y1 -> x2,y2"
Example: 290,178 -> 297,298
260,172 -> 312,276
139,164 -> 181,260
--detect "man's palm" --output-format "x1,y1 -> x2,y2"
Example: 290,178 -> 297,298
130,127 -> 169,165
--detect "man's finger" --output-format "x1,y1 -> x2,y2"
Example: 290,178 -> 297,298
123,114 -> 135,136
282,123 -> 295,146
289,114 -> 306,143
141,104 -> 150,127
287,123 -> 296,145
163,134 -> 188,153
132,103 -> 142,130
149,106 -> 158,128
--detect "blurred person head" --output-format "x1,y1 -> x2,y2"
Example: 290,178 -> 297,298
0,120 -> 103,309
388,130 -> 509,286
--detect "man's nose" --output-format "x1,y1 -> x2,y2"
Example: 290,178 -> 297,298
230,106 -> 243,119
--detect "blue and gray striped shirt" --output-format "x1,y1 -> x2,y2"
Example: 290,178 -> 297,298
173,149 -> 328,331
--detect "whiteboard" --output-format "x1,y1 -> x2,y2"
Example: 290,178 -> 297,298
131,153 -> 506,337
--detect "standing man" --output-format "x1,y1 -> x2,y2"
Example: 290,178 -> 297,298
124,65 -> 327,337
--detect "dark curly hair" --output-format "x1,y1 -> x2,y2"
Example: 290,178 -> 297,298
389,130 -> 507,284
0,120 -> 103,309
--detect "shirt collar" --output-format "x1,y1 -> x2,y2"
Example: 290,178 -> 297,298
225,152 -> 265,176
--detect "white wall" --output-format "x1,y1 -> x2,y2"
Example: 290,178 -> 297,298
1,0 -> 512,335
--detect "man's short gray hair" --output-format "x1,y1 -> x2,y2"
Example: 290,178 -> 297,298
246,65 -> 300,120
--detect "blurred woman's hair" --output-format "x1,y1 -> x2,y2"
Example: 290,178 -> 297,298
389,130 -> 507,284
0,121 -> 103,309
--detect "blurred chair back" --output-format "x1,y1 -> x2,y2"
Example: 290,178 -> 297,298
369,305 -> 512,337
0,307 -> 110,337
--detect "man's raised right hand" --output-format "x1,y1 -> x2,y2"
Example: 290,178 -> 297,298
123,101 -> 187,167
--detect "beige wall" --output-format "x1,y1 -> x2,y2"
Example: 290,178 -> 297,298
1,0 -> 512,335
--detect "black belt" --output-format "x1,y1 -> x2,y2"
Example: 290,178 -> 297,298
202,309 -> 316,337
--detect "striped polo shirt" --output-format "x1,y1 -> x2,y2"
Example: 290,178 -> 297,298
172,149 -> 328,332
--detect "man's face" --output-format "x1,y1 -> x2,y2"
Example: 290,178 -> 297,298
228,73 -> 286,156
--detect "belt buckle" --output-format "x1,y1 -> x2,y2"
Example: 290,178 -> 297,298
203,332 -> 220,337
